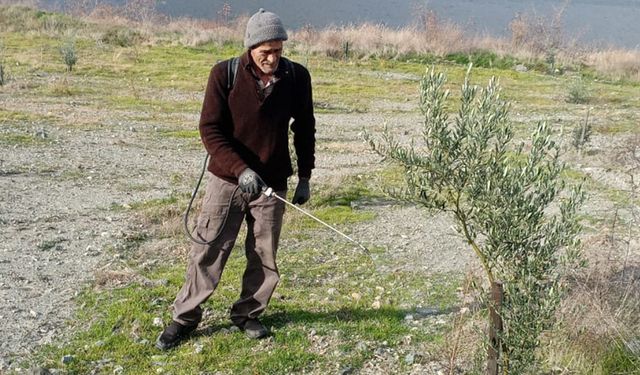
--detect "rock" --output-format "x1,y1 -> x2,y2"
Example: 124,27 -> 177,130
339,366 -> 354,375
194,343 -> 203,354
416,307 -> 439,317
404,352 -> 415,365
404,314 -> 414,321
30,367 -> 51,375
61,355 -> 73,364
229,325 -> 240,333
152,317 -> 164,327
327,287 -> 337,295
355,341 -> 367,352
371,300 -> 381,309
350,292 -> 361,301
514,64 -> 528,72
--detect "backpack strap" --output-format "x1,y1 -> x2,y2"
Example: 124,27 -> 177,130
226,57 -> 240,92
225,56 -> 296,92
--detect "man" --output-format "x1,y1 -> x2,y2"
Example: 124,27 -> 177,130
156,8 -> 315,350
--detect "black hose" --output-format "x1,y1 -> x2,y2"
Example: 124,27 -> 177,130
183,154 -> 240,246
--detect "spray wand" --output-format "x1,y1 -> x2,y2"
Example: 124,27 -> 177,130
262,187 -> 373,262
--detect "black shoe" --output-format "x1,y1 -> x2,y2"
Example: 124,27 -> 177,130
155,321 -> 197,350
237,318 -> 268,339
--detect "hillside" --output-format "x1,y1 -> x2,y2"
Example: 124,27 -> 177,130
0,5 -> 639,374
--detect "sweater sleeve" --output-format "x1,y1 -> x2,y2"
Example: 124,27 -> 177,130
199,64 -> 249,178
290,64 -> 316,179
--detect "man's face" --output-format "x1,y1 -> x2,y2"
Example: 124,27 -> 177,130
250,40 -> 283,75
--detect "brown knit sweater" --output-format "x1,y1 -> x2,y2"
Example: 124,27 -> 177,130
199,51 -> 316,191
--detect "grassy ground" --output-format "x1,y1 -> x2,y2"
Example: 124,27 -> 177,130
2,5 -> 640,374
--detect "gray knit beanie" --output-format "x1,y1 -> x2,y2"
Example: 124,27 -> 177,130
244,8 -> 288,49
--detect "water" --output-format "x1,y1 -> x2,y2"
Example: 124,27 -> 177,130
42,0 -> 640,48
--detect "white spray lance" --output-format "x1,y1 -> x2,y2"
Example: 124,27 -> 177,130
262,187 -> 374,262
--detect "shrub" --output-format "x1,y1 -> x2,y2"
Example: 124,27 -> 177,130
60,39 -> 78,71
100,27 -> 144,47
445,51 -> 519,70
566,76 -> 591,104
368,66 -> 584,373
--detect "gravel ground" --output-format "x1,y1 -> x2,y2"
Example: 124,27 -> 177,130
2,75 -> 637,373
0,87 -> 474,372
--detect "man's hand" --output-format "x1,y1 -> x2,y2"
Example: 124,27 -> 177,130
238,168 -> 265,194
292,178 -> 310,205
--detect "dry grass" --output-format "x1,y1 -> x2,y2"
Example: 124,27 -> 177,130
162,15 -> 246,47
587,49 -> 640,82
8,1 -> 635,81
546,253 -> 640,372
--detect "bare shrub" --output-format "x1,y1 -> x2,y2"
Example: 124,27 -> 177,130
0,0 -> 39,6
64,0 -> 98,17
120,0 -> 159,24
411,6 -> 469,56
509,3 -> 567,55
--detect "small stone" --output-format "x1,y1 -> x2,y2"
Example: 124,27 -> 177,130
152,317 -> 164,327
61,355 -> 73,364
459,307 -> 470,315
404,352 -> 415,365
113,365 -> 124,374
350,292 -> 361,301
371,300 -> 381,309
229,325 -> 240,333
404,314 -> 414,321
194,343 -> 203,354
309,329 -> 317,337
29,367 -> 51,375
416,307 -> 439,317
30,310 -> 38,318
355,341 -> 367,352
339,366 -> 354,375
327,287 -> 337,295
514,64 -> 528,72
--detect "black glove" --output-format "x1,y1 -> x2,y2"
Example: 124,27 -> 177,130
292,178 -> 310,205
238,168 -> 265,194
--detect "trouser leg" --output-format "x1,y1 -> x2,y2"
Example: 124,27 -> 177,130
172,174 -> 245,326
230,189 -> 286,325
